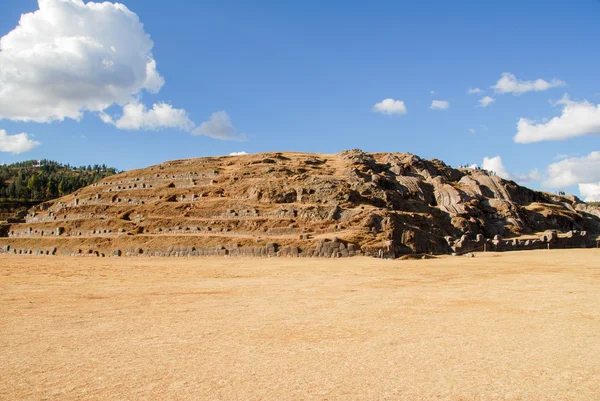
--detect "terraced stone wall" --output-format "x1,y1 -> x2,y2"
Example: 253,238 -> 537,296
0,238 -> 362,258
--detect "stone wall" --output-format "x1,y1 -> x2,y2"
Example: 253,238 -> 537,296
0,238 -> 362,259
449,230 -> 596,254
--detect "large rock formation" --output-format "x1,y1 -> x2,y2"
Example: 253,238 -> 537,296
1,150 -> 598,257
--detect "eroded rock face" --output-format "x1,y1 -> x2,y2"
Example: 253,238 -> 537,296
1,150 -> 598,257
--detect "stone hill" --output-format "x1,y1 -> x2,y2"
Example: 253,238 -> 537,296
1,150 -> 599,258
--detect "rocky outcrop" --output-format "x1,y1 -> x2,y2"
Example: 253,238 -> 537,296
1,150 -> 599,258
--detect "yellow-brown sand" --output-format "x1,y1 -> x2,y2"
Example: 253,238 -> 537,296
1,250 -> 599,400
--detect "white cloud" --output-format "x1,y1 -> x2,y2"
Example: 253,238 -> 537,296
192,111 -> 246,141
482,156 -> 511,180
0,129 -> 40,154
525,169 -> 542,183
579,183 -> 600,202
430,100 -> 449,110
469,128 -> 476,134
482,155 -> 540,183
467,88 -> 483,94
229,151 -> 247,156
545,151 -> 600,201
101,105 -> 244,140
372,98 -> 407,115
0,0 -> 165,122
553,153 -> 578,161
492,72 -> 565,95
544,151 -> 600,188
102,101 -> 194,131
478,96 -> 495,107
430,90 -> 436,95
514,95 -> 600,143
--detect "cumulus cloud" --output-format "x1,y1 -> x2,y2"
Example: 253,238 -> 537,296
544,151 -> 600,201
469,128 -> 476,134
229,151 -> 248,156
467,88 -> 483,94
492,72 -> 565,95
0,1 -> 246,140
482,155 -> 540,183
430,100 -> 450,110
372,98 -> 407,115
579,183 -> 600,202
102,101 -> 194,131
478,96 -> 495,107
192,111 -> 246,141
514,95 -> 600,143
0,0 -> 164,122
482,156 -> 511,180
544,151 -> 600,188
0,129 -> 40,154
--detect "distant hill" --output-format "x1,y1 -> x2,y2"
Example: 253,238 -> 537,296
0,159 -> 120,202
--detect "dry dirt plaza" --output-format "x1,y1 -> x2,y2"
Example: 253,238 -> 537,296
1,249 -> 599,400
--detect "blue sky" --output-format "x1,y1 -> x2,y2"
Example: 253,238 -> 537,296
1,0 -> 599,199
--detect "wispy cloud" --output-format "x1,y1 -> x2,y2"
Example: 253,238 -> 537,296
192,111 -> 246,141
430,100 -> 450,110
493,72 -> 566,95
478,96 -> 495,107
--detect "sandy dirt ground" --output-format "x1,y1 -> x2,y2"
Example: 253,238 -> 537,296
1,250 -> 599,401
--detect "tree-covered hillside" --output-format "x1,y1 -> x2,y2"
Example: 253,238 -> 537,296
0,160 -> 120,202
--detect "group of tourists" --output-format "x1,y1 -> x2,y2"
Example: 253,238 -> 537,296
456,164 -> 498,176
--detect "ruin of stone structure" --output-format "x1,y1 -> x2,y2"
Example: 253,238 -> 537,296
1,150 -> 599,258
